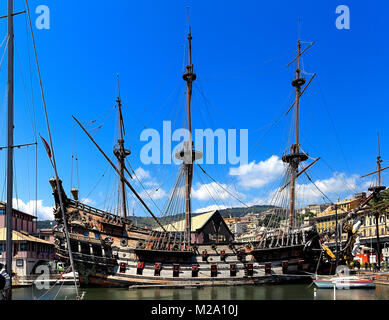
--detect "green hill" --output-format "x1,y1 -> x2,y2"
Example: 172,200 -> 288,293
38,205 -> 276,229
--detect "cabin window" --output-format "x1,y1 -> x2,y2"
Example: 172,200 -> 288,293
83,231 -> 89,237
70,241 -> 78,253
80,243 -> 90,255
92,245 -> 102,257
94,232 -> 100,240
20,243 -> 27,251
16,259 -> 23,267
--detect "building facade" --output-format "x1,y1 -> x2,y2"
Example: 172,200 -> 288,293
0,203 -> 55,279
310,193 -> 389,262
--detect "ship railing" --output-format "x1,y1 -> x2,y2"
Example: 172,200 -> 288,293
68,199 -> 133,225
56,248 -> 116,266
69,233 -> 101,244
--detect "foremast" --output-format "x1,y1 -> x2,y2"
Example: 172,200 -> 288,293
282,25 -> 308,230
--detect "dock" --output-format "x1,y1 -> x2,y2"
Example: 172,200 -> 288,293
12,276 -> 79,288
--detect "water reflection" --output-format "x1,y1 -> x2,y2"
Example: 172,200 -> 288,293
230,287 -> 237,300
12,284 -> 389,301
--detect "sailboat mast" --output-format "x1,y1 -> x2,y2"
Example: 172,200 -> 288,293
5,0 -> 14,300
183,19 -> 196,246
114,75 -> 129,218
377,132 -> 382,187
375,132 -> 383,270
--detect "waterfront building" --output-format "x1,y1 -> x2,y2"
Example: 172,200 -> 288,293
231,223 -> 244,235
0,203 -> 55,280
37,228 -> 55,244
235,231 -> 258,242
0,202 -> 36,234
310,193 -> 389,262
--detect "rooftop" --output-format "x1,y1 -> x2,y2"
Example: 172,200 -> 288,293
0,228 -> 51,245
156,211 -> 217,232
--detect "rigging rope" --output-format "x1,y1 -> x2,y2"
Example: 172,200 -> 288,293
195,162 -> 250,208
126,160 -> 164,215
25,0 -> 80,298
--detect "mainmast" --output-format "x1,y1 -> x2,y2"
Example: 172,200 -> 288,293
113,74 -> 130,218
175,10 -> 202,247
282,22 -> 308,230
5,0 -> 15,300
183,21 -> 196,247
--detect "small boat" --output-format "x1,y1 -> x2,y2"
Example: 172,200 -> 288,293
61,271 -> 79,280
314,276 -> 375,289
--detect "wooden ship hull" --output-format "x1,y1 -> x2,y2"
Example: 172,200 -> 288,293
48,18 -> 380,290
51,183 -> 324,288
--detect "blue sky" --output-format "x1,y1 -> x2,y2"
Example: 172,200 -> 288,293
0,0 -> 387,220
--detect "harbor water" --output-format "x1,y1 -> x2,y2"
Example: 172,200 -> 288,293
12,284 -> 389,300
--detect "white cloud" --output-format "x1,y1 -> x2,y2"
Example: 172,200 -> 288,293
242,172 -> 361,208
229,155 -> 284,189
192,182 -> 243,201
194,204 -> 228,214
134,167 -> 150,180
140,188 -> 167,200
192,182 -> 229,201
81,198 -> 96,206
143,181 -> 159,188
12,198 -> 54,221
295,172 -> 358,204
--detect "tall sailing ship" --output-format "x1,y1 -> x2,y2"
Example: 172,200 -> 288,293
51,21 -> 383,287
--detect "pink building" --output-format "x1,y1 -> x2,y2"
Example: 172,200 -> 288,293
0,202 -> 55,279
0,202 -> 36,234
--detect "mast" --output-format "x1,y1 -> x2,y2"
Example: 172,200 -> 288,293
5,0 -> 14,300
282,21 -> 308,230
370,132 -> 385,270
113,74 -> 130,218
361,132 -> 388,270
183,20 -> 196,247
377,132 -> 383,187
175,9 -> 202,247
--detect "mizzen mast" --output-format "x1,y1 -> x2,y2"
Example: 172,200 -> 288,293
282,22 -> 308,230
113,74 -> 131,218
